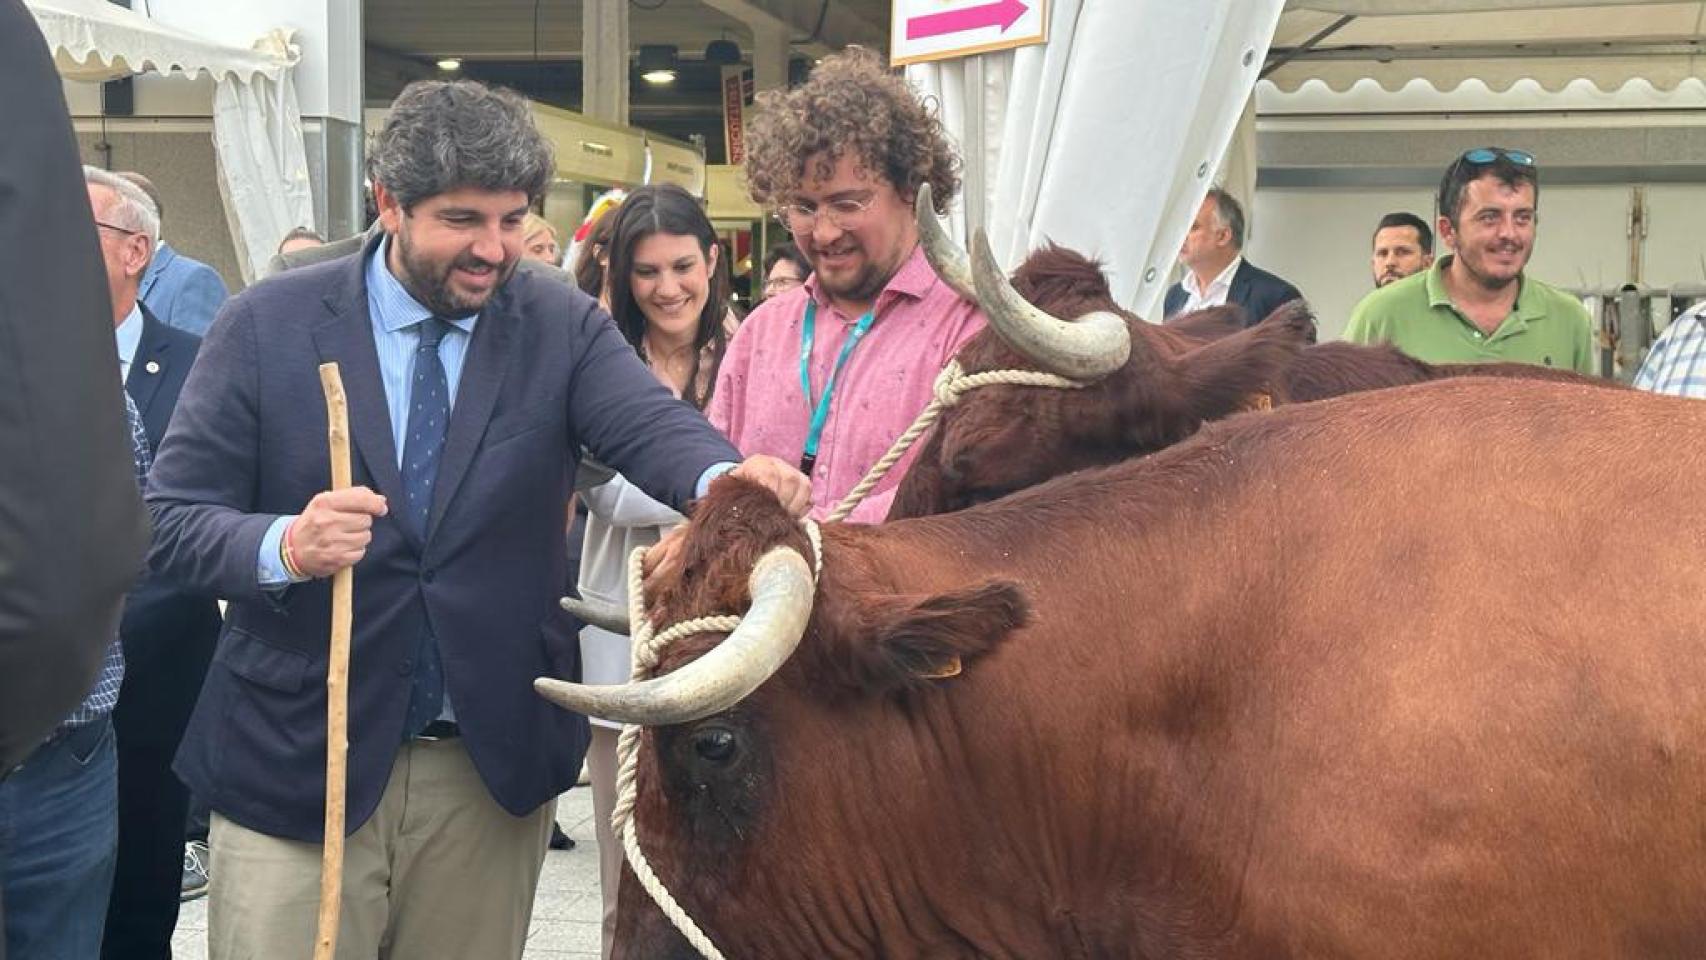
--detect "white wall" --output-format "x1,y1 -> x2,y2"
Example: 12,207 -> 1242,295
1249,182 -> 1706,342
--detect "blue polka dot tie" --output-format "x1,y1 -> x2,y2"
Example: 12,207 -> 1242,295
402,317 -> 451,736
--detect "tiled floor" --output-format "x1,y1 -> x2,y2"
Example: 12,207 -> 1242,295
171,787 -> 604,959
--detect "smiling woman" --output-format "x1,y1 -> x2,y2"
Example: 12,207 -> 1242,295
575,181 -> 735,958
605,183 -> 730,410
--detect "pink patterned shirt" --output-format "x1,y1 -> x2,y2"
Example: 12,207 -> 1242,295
709,244 -> 985,523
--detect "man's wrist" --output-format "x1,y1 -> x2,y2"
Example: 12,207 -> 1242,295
280,518 -> 307,580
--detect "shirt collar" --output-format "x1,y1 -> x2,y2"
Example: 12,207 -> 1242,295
365,236 -> 478,337
1426,254 -> 1539,320
802,242 -> 937,323
115,302 -> 143,368
1183,255 -> 1242,299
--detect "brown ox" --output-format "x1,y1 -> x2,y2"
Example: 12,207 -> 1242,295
888,211 -> 1607,518
540,378 -> 1706,959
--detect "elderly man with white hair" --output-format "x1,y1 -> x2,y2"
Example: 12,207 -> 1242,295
82,165 -> 225,960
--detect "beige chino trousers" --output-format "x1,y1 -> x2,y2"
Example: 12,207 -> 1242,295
207,738 -> 554,960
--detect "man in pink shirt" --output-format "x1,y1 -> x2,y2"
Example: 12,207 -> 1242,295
708,48 -> 985,523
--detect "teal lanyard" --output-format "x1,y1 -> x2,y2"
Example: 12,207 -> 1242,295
798,299 -> 876,474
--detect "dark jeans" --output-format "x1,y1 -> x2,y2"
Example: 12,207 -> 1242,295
0,717 -> 119,960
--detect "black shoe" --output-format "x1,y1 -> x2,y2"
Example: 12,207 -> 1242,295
181,840 -> 210,902
549,823 -> 575,851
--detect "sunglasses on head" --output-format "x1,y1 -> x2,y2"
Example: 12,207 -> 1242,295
1458,147 -> 1535,167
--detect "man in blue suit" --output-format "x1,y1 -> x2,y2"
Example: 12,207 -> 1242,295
1163,187 -> 1306,335
118,172 -> 229,337
146,79 -> 809,960
82,165 -> 224,960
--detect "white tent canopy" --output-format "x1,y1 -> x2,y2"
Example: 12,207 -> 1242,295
1271,0 -> 1706,92
910,0 -> 1702,322
32,0 -> 289,83
908,2 -> 1288,322
26,0 -> 314,284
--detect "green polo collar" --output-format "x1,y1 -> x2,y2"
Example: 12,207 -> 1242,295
1424,254 -> 1543,341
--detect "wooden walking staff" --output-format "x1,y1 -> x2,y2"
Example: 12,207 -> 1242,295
313,363 -> 354,960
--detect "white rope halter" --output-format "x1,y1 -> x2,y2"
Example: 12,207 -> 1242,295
607,360 -> 1088,957
608,520 -> 823,960
824,359 -> 1091,522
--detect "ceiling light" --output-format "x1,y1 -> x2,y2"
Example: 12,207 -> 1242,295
641,68 -> 677,85
436,58 -> 461,71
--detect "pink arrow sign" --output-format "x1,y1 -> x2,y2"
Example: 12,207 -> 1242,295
906,0 -> 1030,41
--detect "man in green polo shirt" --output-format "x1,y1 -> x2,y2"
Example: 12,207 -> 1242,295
1345,147 -> 1596,375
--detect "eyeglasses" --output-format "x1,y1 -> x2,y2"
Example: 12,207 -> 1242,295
94,220 -> 141,237
1457,147 -> 1535,168
773,193 -> 877,234
763,274 -> 804,293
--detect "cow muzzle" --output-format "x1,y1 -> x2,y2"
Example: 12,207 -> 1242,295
535,547 -> 816,726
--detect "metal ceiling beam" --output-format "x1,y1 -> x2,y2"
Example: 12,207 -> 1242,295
697,0 -> 888,57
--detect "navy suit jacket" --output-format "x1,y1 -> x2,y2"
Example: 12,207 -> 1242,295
147,234 -> 740,840
140,242 -> 229,337
119,306 -> 221,748
1164,259 -> 1304,329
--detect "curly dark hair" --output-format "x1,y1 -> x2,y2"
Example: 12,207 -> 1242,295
368,80 -> 554,210
742,47 -> 961,214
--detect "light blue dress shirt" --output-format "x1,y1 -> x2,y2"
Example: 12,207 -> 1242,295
115,303 -> 142,381
256,238 -> 474,586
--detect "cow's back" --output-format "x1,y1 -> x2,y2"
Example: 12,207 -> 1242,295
874,378 -> 1706,957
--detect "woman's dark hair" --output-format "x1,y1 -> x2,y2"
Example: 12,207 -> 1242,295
605,184 -> 729,410
572,203 -> 619,298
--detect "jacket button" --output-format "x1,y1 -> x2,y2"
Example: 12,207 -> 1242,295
422,568 -> 436,583
398,658 -> 413,676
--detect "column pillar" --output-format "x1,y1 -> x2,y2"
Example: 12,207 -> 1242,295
581,0 -> 629,124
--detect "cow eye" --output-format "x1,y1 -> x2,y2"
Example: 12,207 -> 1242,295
692,726 -> 739,766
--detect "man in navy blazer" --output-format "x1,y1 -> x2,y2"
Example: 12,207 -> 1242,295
1163,188 -> 1306,336
146,79 -> 808,959
119,172 -> 230,337
83,166 -> 224,959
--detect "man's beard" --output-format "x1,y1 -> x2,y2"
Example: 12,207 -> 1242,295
813,242 -> 905,306
395,229 -> 514,317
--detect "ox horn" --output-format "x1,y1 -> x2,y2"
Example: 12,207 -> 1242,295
561,595 -> 632,636
915,182 -> 977,303
535,547 -> 815,726
970,229 -> 1131,381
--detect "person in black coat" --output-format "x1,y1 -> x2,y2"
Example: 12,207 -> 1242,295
1163,187 -> 1307,336
0,0 -> 149,775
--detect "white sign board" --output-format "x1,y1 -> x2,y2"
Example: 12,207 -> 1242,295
890,0 -> 1048,67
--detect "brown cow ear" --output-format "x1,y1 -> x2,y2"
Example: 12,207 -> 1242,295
863,580 -> 1030,688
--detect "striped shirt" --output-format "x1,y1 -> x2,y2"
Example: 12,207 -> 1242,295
62,390 -> 151,729
1633,302 -> 1706,398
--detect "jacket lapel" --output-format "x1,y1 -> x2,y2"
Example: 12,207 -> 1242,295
308,235 -> 415,553
126,306 -> 169,425
1228,260 -> 1253,312
426,293 -> 514,541
426,294 -> 511,542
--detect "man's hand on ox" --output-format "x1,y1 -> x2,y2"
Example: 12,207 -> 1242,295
728,455 -> 812,517
641,526 -> 688,595
286,487 -> 388,578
